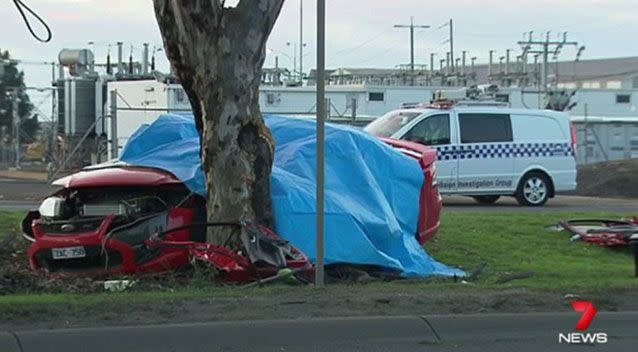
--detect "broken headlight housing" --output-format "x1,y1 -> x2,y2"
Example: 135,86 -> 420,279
38,197 -> 66,219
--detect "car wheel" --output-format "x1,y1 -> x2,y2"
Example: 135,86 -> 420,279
472,195 -> 501,205
516,173 -> 550,206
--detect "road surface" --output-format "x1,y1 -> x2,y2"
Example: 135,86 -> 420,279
2,312 -> 636,351
443,195 -> 636,213
0,178 -> 59,211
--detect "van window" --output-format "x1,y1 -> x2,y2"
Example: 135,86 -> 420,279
459,113 -> 512,143
403,114 -> 450,145
364,111 -> 422,137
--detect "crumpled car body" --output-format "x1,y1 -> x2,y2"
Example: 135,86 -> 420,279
24,167 -> 200,275
23,166 -> 312,282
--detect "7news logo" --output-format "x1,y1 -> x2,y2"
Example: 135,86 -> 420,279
558,301 -> 608,344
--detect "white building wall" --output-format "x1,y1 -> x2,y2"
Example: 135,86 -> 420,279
107,80 -> 638,165
571,90 -> 638,117
106,80 -> 169,159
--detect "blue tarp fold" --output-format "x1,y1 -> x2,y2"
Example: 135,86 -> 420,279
120,114 -> 464,277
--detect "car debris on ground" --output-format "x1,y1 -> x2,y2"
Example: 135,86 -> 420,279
552,217 -> 638,247
552,216 -> 638,277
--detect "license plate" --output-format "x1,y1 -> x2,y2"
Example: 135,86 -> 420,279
51,246 -> 86,259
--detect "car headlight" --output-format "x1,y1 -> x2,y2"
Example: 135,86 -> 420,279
39,197 -> 65,219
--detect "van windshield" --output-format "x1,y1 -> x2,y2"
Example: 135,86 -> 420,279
364,111 -> 422,137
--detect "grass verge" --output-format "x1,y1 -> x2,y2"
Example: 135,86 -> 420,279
426,211 -> 637,290
0,210 -> 636,320
0,211 -> 22,238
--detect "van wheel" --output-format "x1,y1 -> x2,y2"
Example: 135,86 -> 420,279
472,195 -> 500,204
516,173 -> 550,206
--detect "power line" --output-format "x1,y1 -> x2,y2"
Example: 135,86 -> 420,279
517,31 -> 580,97
331,28 -> 393,56
394,17 -> 430,75
11,0 -> 52,43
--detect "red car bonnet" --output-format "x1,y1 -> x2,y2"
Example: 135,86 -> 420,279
52,167 -> 182,188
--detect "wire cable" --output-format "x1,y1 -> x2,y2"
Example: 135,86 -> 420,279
12,0 -> 52,43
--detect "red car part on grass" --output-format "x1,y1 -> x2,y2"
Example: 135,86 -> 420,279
558,218 -> 638,247
146,223 -> 312,283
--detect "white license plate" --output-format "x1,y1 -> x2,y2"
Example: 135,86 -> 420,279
51,246 -> 86,260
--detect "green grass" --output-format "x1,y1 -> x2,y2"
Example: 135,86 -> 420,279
1,210 -> 637,309
0,210 -> 23,238
426,211 -> 638,290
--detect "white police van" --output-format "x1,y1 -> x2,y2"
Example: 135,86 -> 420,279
364,101 -> 577,206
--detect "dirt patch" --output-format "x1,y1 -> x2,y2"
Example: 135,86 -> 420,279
571,159 -> 638,198
0,232 -> 101,295
0,231 -> 199,296
0,170 -> 48,182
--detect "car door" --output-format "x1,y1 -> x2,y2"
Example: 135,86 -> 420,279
399,113 -> 458,193
456,112 -> 515,194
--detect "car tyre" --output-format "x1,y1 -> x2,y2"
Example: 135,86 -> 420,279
472,195 -> 501,205
516,172 -> 550,206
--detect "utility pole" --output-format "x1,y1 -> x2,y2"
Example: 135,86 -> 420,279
394,17 -> 430,75
11,89 -> 20,169
518,31 -> 579,100
488,50 -> 494,81
51,84 -> 58,168
439,19 -> 454,72
109,89 -> 118,159
542,32 -> 549,92
449,19 -> 454,73
429,53 -> 435,79
461,51 -> 467,75
299,0 -> 303,83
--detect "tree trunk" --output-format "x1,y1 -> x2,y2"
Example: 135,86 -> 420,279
153,0 -> 284,245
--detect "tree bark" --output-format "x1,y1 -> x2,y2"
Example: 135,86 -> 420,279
153,0 -> 284,245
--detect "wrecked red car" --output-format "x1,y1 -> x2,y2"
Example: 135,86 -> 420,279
22,166 -> 312,282
21,141 -> 441,279
23,167 -> 205,275
380,137 -> 442,244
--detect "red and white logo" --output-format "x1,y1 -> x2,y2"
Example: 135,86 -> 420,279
558,301 -> 607,344
571,301 -> 597,330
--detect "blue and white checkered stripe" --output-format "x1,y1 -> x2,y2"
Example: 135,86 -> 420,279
434,143 -> 574,161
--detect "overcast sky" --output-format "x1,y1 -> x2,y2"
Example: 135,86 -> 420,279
2,0 -> 638,105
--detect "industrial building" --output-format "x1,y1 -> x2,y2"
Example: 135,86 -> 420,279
8,46 -> 638,173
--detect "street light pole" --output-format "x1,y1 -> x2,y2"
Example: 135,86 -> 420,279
315,0 -> 326,287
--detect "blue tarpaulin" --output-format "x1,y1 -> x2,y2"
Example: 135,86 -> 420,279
120,114 -> 464,277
